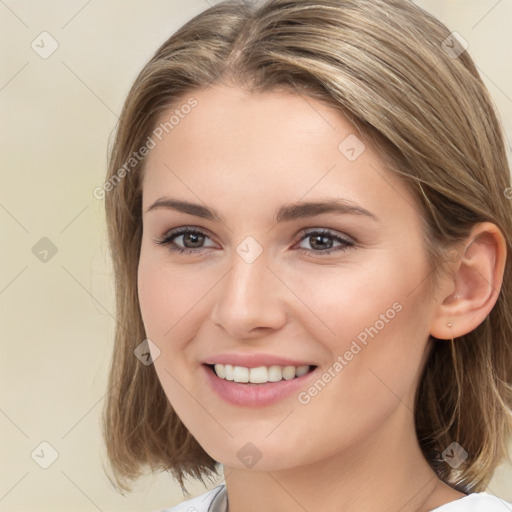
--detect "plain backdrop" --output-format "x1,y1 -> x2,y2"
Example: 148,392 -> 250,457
1,1 -> 511,511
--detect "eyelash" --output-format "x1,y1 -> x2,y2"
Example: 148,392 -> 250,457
154,227 -> 355,256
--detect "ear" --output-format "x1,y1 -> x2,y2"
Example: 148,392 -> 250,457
429,222 -> 507,340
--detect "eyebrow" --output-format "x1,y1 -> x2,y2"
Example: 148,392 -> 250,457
145,196 -> 379,223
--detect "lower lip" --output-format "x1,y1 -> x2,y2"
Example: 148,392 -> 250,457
201,364 -> 318,407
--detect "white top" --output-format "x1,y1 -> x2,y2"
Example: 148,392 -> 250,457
158,484 -> 512,512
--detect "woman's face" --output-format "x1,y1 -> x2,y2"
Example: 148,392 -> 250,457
137,84 -> 440,471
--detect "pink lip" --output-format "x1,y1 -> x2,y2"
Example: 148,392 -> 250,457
201,363 -> 318,408
202,352 -> 315,368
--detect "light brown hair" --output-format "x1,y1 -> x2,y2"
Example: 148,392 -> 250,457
101,0 -> 512,496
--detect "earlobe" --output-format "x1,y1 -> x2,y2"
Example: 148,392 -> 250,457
429,222 -> 507,340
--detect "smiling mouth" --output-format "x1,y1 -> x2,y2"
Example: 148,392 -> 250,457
204,363 -> 317,384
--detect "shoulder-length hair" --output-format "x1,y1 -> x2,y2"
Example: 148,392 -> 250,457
101,0 -> 512,496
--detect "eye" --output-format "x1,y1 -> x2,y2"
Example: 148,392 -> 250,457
294,229 -> 354,255
155,227 -> 216,255
154,227 -> 355,256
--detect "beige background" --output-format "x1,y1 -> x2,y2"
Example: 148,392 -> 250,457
1,1 -> 511,511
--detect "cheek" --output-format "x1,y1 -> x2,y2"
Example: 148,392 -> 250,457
285,248 -> 424,346
292,247 -> 430,399
137,253 -> 206,422
137,258 -> 169,341
138,247 -> 193,341
137,248 -> 219,366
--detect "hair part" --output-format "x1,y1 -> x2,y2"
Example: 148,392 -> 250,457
102,0 -> 512,496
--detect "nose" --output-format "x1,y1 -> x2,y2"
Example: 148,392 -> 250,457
209,248 -> 288,340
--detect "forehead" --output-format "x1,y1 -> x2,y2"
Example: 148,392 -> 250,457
141,84 -> 418,224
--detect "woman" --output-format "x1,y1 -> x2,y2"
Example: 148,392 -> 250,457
101,0 -> 512,510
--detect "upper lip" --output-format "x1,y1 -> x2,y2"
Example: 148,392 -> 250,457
203,353 -> 316,368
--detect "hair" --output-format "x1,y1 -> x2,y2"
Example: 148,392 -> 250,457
101,0 -> 512,497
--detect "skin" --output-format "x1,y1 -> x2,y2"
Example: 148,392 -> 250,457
137,84 -> 507,512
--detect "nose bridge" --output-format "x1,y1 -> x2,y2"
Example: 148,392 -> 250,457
211,241 -> 286,336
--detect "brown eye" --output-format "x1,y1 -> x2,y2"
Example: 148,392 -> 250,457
296,229 -> 354,255
155,228 -> 215,254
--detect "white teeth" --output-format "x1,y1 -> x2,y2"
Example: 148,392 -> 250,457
214,363 -> 226,379
282,366 -> 296,380
211,363 -> 312,383
267,365 -> 283,382
296,365 -> 310,377
233,366 -> 249,383
248,366 -> 268,383
224,364 -> 234,380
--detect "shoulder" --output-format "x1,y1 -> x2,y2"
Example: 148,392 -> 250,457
429,492 -> 512,511
156,484 -> 226,512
